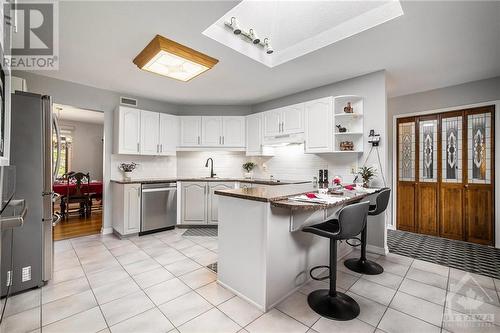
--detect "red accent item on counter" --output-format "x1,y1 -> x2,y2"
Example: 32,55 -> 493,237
344,185 -> 355,191
305,193 -> 318,199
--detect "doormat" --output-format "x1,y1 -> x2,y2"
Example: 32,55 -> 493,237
388,229 -> 500,279
182,227 -> 218,237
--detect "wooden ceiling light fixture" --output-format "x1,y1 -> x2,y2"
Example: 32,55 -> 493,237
133,34 -> 219,82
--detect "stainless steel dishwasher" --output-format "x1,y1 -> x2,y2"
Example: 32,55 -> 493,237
141,182 -> 177,235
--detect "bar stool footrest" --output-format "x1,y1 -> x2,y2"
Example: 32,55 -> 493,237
309,265 -> 330,281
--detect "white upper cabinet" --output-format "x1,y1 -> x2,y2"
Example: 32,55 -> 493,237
222,116 -> 245,147
179,116 -> 245,148
179,116 -> 202,146
263,110 -> 282,137
159,113 -> 177,156
305,97 -> 334,153
282,103 -> 304,134
202,116 -> 222,146
263,104 -> 304,137
115,106 -> 141,154
246,113 -> 273,156
140,110 -> 160,155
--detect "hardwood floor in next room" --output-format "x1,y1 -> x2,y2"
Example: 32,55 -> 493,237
53,211 -> 103,241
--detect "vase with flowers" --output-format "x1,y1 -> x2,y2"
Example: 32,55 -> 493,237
242,162 -> 257,179
119,162 -> 138,181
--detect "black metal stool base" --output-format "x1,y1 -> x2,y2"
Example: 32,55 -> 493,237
307,289 -> 360,321
344,258 -> 384,275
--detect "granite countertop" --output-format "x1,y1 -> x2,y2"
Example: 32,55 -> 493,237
215,184 -> 380,211
110,178 -> 310,186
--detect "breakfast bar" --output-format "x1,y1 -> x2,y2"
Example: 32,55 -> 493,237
215,184 -> 385,311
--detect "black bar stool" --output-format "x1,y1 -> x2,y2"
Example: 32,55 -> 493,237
344,188 -> 391,275
302,201 -> 370,321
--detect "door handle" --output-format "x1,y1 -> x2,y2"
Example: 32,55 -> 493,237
198,136 -> 200,145
160,144 -> 163,153
137,143 -> 140,152
222,136 -> 224,145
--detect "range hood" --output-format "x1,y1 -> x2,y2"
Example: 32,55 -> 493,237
262,133 -> 305,147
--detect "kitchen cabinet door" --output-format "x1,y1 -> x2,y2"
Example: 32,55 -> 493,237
246,113 -> 262,154
124,184 -> 141,234
140,110 -> 160,155
202,116 -> 222,146
208,182 -> 234,224
181,182 -> 207,224
159,113 -> 177,155
222,116 -> 245,147
117,107 -> 141,154
263,110 -> 281,137
282,103 -> 304,134
304,97 -> 333,153
179,116 -> 202,146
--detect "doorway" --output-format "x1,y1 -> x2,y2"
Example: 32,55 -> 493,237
396,105 -> 495,245
52,104 -> 104,240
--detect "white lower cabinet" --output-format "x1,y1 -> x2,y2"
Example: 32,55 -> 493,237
181,181 -> 234,224
112,183 -> 141,236
181,182 -> 207,224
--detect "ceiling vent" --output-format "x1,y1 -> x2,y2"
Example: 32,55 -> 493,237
120,96 -> 138,107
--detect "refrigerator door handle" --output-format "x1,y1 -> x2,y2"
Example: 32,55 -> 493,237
53,116 -> 61,182
0,199 -> 28,230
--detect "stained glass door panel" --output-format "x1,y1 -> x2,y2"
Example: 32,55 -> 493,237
464,107 -> 494,245
440,112 -> 465,240
397,118 -> 417,232
417,116 -> 438,236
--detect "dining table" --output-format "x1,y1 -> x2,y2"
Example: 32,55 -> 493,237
53,180 -> 103,196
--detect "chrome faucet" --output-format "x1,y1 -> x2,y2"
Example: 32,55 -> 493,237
205,158 -> 216,178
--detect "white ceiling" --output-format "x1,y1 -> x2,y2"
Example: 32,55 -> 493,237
203,0 -> 403,67
54,104 -> 104,124
31,1 -> 500,105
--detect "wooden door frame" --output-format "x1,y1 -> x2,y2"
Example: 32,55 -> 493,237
392,100 -> 500,248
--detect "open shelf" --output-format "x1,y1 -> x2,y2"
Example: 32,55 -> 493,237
331,150 -> 363,153
334,113 -> 363,118
334,132 -> 363,135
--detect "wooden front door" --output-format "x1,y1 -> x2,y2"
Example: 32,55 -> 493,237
396,106 -> 495,245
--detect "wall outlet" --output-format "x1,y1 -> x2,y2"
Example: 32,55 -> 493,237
22,266 -> 32,282
6,271 -> 12,286
350,165 -> 357,174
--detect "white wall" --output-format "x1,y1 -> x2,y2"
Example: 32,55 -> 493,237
60,120 -> 104,180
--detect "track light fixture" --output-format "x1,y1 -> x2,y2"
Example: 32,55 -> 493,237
226,17 -> 241,35
224,17 -> 273,55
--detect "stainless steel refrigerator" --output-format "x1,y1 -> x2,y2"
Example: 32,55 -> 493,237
1,92 -> 60,295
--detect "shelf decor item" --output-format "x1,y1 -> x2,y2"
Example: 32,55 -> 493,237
119,162 -> 138,181
336,124 -> 347,133
358,166 -> 376,188
242,161 -> 257,179
339,141 -> 354,151
343,102 -> 354,113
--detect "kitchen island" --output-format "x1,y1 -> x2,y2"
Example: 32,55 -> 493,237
215,184 -> 386,311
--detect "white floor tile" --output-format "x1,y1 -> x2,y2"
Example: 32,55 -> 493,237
276,292 -> 320,327
42,277 -> 90,304
378,308 -> 440,333
92,277 -> 141,305
3,288 -> 41,317
411,260 -> 449,277
100,291 -> 155,326
179,268 -> 216,289
390,291 -> 444,326
346,291 -> 387,327
178,307 -> 240,333
42,306 -> 107,333
164,258 -> 202,276
361,271 -> 404,290
133,267 -> 175,289
144,278 -> 192,306
159,291 -> 213,326
110,307 -> 174,333
123,257 -> 162,276
195,282 -> 234,305
86,266 -> 130,289
246,308 -> 308,333
42,290 -> 97,326
399,278 -> 447,306
349,279 -> 396,306
406,267 -> 449,290
2,307 -> 41,333
218,296 -> 264,327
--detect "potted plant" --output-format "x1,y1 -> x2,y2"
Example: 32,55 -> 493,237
119,162 -> 138,181
242,162 -> 257,179
358,166 -> 376,188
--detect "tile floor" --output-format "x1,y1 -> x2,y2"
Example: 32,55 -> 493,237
2,228 -> 500,333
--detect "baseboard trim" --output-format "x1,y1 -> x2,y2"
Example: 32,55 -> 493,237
366,244 -> 389,255
102,227 -> 113,235
217,280 -> 266,312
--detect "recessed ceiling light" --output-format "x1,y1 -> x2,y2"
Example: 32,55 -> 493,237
133,35 -> 219,82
